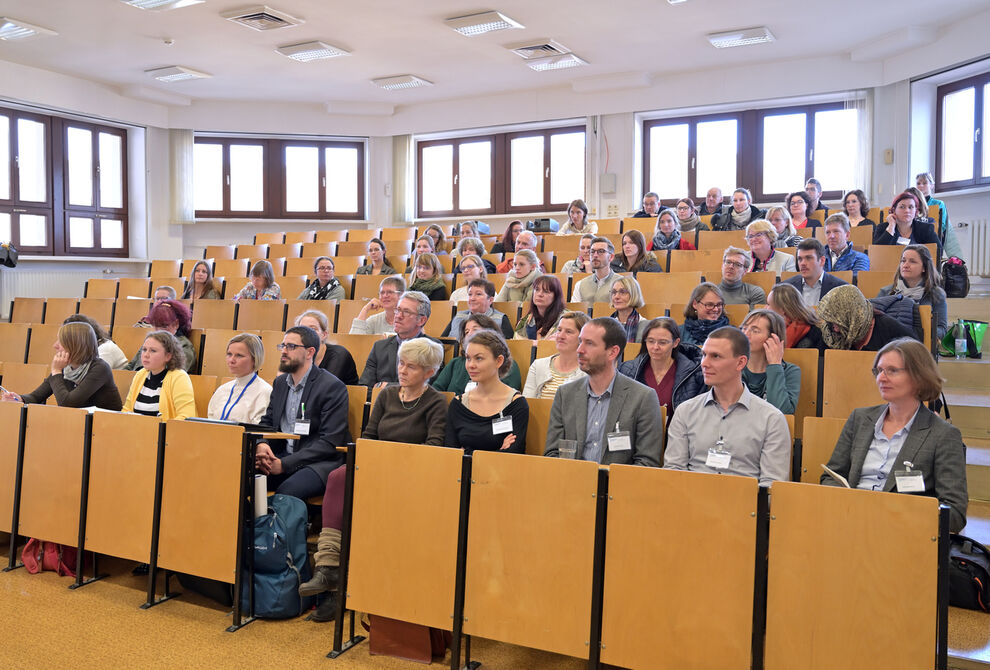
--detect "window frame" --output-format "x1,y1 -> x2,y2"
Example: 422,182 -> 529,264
280,139 -> 366,220
193,137 -> 270,218
416,133 -> 498,218
935,71 -> 989,192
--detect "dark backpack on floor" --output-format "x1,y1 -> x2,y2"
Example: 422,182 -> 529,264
941,257 -> 970,298
948,534 -> 990,612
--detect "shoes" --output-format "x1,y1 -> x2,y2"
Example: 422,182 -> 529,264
132,563 -> 149,576
310,593 -> 338,622
298,565 -> 338,597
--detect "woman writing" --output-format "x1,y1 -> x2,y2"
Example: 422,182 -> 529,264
821,338 -> 967,533
1,321 -> 121,410
444,329 -> 528,454
745,220 -> 796,275
877,244 -> 948,340
680,283 -> 729,347
740,309 -> 801,414
434,314 -> 522,394
355,238 -> 398,275
767,283 -> 826,350
496,249 -> 542,303
449,255 -> 486,303
843,190 -> 874,228
295,310 -> 359,385
874,192 -> 940,248
298,256 -> 345,301
122,331 -> 196,419
300,338 -> 449,621
557,199 -> 598,236
63,314 -> 128,370
350,276 -> 405,335
234,260 -> 281,300
523,311 -> 589,399
181,260 -> 220,300
648,210 -> 697,251
616,229 -> 664,271
618,317 -> 705,418
124,299 -> 197,372
408,252 -> 449,300
207,333 -> 273,424
514,274 -> 565,341
609,275 -> 649,343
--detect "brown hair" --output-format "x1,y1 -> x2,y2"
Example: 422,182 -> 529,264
556,310 -> 590,333
684,282 -> 724,320
767,283 -> 819,327
843,189 -> 870,217
500,220 -> 523,252
742,308 -> 787,342
63,313 -> 109,345
463,329 -> 512,378
143,331 -> 185,372
461,313 -> 499,347
893,244 -> 941,297
250,259 -> 276,288
58,321 -> 99,366
636,317 -> 681,358
874,338 -> 943,403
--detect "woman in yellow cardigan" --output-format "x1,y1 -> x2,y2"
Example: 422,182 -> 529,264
123,331 -> 196,420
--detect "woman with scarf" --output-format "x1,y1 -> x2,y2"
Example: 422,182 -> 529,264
648,210 -> 696,252
609,275 -> 649,342
766,206 -> 804,248
616,229 -> 664,272
767,283 -> 826,350
816,285 -> 915,352
745,220 -> 796,275
680,282 -> 730,347
496,249 -> 542,303
514,274 -> 565,341
408,252 -> 448,300
712,188 -> 763,231
2,321 -> 121,410
673,198 -> 709,233
877,244 -> 948,340
618,317 -> 705,419
298,256 -> 345,301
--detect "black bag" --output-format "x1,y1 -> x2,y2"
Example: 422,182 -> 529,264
948,534 -> 990,612
941,257 -> 970,298
0,242 -> 17,268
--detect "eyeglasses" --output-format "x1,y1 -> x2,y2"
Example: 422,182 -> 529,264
645,338 -> 673,347
379,290 -> 398,296
675,205 -> 691,211
697,301 -> 725,310
395,308 -> 421,319
744,234 -> 765,241
276,343 -> 306,352
610,288 -> 630,296
723,260 -> 746,269
872,366 -> 905,377
590,248 -> 610,255
316,265 -> 334,271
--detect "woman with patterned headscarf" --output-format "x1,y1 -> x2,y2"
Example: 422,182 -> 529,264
816,285 -> 915,352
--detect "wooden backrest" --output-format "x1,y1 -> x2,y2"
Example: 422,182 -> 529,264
277,276 -> 308,302
77,298 -> 114,330
346,229 -> 379,242
0,323 -> 30,364
743,271 -> 776,298
332,257 -> 366,276
283,231 -> 316,244
335,299 -> 380,334
187,374 -> 218,418
621,217 -> 656,238
849,225 -> 873,248
542,235 -> 584,256
353,274 -> 399,301
424,301 -> 455,339
213,258 -> 250,279
868,243 -> 937,272
235,243 -> 268,259
697,229 -> 747,251
635,271 -> 703,305
0,402 -> 24,532
314,230 -> 347,243
42,298 -> 78,325
0,361 -> 48,395
235,299 -> 286,331
204,244 -> 235,260
111,368 -> 138,405
190,300 -> 236,330
782,347 -> 819,439
117,277 -> 151,299
26,324 -> 60,364
347,385 -> 367,439
149,260 -> 182,278
854,270 -> 890,300
253,232 -> 284,245
112,300 -> 152,335
11,297 -> 45,324
198,328 -> 245,378
269,242 -> 302,259
668,250 -> 724,276
525,397 -> 554,456
327,333 -> 385,376
380,227 -> 417,241
336,240 -> 373,256
85,278 -> 119,299
155,277 -> 186,297
799,417 -> 846,483
822,349 -> 881,417
299,243 -> 336,261
506,338 -> 534,384
113,327 -> 152,360
723,303 -> 751,326
594,218 -> 622,235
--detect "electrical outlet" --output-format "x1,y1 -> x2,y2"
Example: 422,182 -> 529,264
605,201 -> 619,217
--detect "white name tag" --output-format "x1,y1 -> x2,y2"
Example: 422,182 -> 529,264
895,472 -> 925,493
293,420 -> 310,436
492,416 -> 513,434
607,431 -> 631,452
706,449 -> 731,470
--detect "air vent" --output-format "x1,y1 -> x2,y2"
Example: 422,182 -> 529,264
444,11 -> 523,36
221,5 -> 303,31
508,39 -> 569,60
708,26 -> 775,49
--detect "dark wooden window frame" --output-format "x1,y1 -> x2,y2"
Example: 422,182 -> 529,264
935,71 -> 989,192
416,134 -> 498,218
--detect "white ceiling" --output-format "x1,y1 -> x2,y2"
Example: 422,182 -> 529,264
0,0 -> 985,109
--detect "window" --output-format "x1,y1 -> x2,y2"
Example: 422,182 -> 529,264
936,71 -> 989,190
0,105 -> 127,257
416,125 -> 585,218
193,137 -> 365,220
643,102 -> 861,204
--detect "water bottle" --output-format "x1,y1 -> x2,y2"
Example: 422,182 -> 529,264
955,319 -> 967,360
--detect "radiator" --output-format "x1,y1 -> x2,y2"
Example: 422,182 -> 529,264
0,268 -> 121,320
970,219 -> 990,277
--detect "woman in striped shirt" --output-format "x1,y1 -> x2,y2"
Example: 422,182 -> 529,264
122,331 -> 196,420
522,311 -> 589,399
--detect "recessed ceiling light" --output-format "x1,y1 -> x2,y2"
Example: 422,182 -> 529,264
371,75 -> 433,91
119,0 -> 204,10
667,0 -> 688,4
145,65 -> 212,82
444,10 -> 523,36
0,17 -> 58,41
526,53 -> 587,72
708,26 -> 775,49
276,40 -> 349,61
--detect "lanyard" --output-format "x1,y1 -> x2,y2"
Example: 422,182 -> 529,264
221,373 -> 258,421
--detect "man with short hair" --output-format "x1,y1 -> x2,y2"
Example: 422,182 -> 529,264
495,230 -> 545,273
782,237 -> 848,307
561,234 -> 594,274
350,276 -> 405,335
545,317 -> 662,467
663,326 -> 790,486
698,187 -> 724,216
444,279 -> 514,339
719,246 -> 766,308
572,237 -> 623,305
632,191 -> 667,218
256,325 -> 351,499
823,213 -> 869,274
805,178 -> 827,212
359,291 -> 443,388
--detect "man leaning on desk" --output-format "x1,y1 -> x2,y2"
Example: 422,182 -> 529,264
255,325 -> 351,500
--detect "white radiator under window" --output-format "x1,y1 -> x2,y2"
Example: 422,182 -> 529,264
971,219 -> 990,278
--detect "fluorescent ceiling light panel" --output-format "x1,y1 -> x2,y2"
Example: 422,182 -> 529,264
372,75 -> 433,90
277,40 -> 349,61
526,53 -> 587,71
0,17 -> 58,41
145,65 -> 212,82
708,26 -> 775,49
445,10 -> 523,36
119,0 -> 204,10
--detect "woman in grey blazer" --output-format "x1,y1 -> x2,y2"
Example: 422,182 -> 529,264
821,338 -> 967,532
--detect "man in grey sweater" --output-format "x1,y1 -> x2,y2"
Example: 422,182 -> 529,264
718,246 -> 765,309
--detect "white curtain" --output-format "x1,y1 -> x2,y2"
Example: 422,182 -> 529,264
170,129 -> 195,225
845,91 -> 873,202
392,134 -> 413,225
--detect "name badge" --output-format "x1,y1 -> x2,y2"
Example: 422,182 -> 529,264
492,416 -> 513,434
706,448 -> 731,470
895,471 -> 925,493
607,431 -> 631,452
293,420 -> 311,436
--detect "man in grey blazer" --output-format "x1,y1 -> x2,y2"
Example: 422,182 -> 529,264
544,317 -> 662,467
821,404 -> 968,533
358,291 -> 443,390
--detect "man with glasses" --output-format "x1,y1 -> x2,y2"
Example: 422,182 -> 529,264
718,246 -> 766,309
663,326 -> 790,486
443,279 -> 515,339
495,230 -> 545,274
631,191 -> 667,218
572,237 -> 623,305
255,325 -> 351,499
359,291 -> 443,389
782,238 -> 848,307
350,276 -> 406,334
805,178 -> 828,212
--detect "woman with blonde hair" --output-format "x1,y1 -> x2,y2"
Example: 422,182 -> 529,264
523,311 -> 590,399
765,206 -> 803,247
449,255 -> 486,303
1,321 -> 121,410
181,260 -> 220,300
767,283 -> 825,350
496,249 -> 542,303
408,251 -> 448,300
122,331 -> 196,419
207,333 -> 273,424
423,223 -> 448,255
609,275 -> 649,342
745,219 -> 796,275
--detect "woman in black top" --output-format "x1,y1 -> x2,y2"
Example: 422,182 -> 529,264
408,252 -> 449,300
2,321 -> 121,410
490,220 -> 522,255
874,192 -> 940,249
444,329 -> 528,453
294,310 -> 359,385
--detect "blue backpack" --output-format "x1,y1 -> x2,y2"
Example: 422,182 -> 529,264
242,493 -> 315,618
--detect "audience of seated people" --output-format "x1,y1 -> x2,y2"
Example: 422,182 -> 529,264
767,283 -> 827,350
698,187 -> 724,216
613,230 -> 664,273
572,237 -> 622,305
765,206 -> 803,248
434,313 -> 522,394
514,275 -> 565,341
674,197 -> 710,232
522,311 -> 589,398
207,333 -> 273,424
445,278 -> 515,340
786,190 -> 816,229
359,291 -> 442,388
609,275 -> 649,343
454,237 -> 497,274
746,220 -> 796,275
681,282 -> 729,347
494,230 -> 543,273
298,256 -> 345,301
876,244 -> 948,340
448,255 -> 487,304
631,191 -> 666,218
739,309 -> 801,415
423,223 -> 447,254
557,198 -> 598,235
875,191 -> 941,250
805,178 -> 828,212
648,210 -> 697,251
125,299 -> 198,373
718,247 -> 766,309
843,189 -> 875,228
235,260 -> 281,300
490,220 -> 522,255
408,251 -> 448,301
712,188 -> 764,231
560,234 -> 593,274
